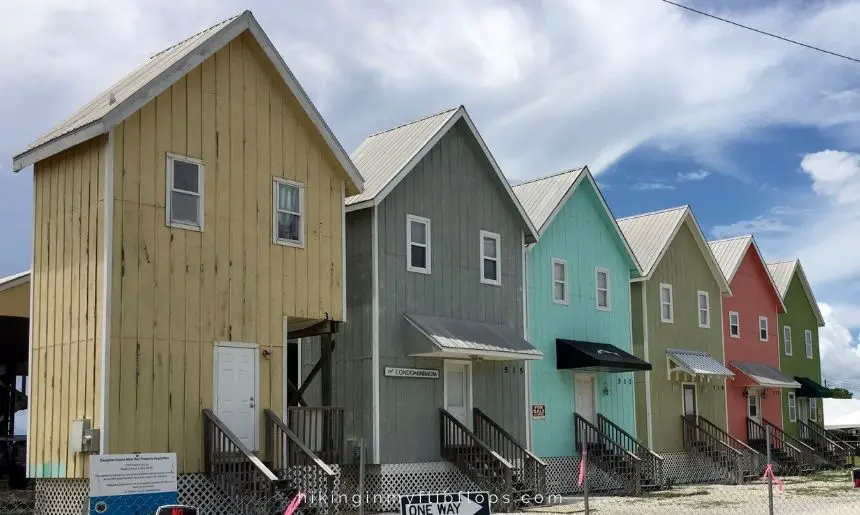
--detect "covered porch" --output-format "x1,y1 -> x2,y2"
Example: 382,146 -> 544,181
0,271 -> 30,489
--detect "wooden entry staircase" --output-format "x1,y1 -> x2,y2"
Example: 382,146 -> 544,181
203,409 -> 339,514
800,420 -> 850,469
440,408 -> 546,512
574,414 -> 646,494
747,418 -> 816,475
597,414 -> 665,490
682,415 -> 762,484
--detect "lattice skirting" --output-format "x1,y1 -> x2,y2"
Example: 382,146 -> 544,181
661,452 -> 735,486
545,456 -> 629,496
339,462 -> 479,513
34,479 -> 88,515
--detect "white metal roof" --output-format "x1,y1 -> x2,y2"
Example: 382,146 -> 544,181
667,349 -> 734,377
12,11 -> 364,194
617,206 -> 731,293
345,106 -> 538,243
0,271 -> 30,293
404,313 -> 543,361
512,167 -> 642,275
823,398 -> 860,430
766,260 -> 825,326
708,235 -> 786,312
730,361 -> 800,389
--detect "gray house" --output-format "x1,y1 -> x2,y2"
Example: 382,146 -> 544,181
325,106 -> 542,502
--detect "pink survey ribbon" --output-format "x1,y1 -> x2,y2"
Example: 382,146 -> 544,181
577,450 -> 587,486
283,492 -> 306,515
761,464 -> 785,491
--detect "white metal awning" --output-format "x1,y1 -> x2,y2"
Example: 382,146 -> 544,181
666,348 -> 733,381
404,313 -> 543,361
730,361 -> 800,389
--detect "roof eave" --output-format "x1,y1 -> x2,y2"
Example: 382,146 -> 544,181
12,121 -> 105,172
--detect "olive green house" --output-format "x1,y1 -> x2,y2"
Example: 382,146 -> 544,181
767,260 -> 828,440
618,206 -> 737,483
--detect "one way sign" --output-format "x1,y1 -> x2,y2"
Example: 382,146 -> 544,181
399,492 -> 491,515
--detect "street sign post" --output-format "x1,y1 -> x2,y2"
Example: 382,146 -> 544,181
400,492 -> 491,515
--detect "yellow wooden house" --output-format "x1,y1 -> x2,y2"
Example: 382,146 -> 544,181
12,10 -> 363,511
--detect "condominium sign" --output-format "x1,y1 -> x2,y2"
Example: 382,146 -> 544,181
385,367 -> 439,379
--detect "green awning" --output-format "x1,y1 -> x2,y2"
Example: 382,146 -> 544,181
795,376 -> 832,398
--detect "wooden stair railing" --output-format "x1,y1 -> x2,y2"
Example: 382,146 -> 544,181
575,414 -> 642,495
264,409 -> 338,512
286,406 -> 345,465
440,409 -> 514,512
695,415 -> 763,479
473,408 -> 547,498
203,409 -> 282,512
598,414 -> 664,488
682,415 -> 744,484
747,418 -> 816,474
802,420 -> 849,468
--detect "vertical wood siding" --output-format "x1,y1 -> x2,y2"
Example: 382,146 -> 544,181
632,222 -> 727,452
778,272 -> 822,439
374,121 -> 527,463
722,247 -> 784,440
526,181 -> 637,457
107,32 -> 346,472
30,137 -> 107,479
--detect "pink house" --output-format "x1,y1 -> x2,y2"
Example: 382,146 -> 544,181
709,236 -> 793,443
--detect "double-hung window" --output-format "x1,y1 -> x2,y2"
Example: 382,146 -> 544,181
659,284 -> 673,323
759,316 -> 769,342
788,392 -> 797,422
596,268 -> 610,311
805,330 -> 813,358
273,178 -> 304,246
552,259 -> 568,304
729,311 -> 740,338
480,231 -> 501,285
784,326 -> 793,356
406,214 -> 431,274
697,291 -> 710,328
810,398 -> 818,422
167,154 -> 204,230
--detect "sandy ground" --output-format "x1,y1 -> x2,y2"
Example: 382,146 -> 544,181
515,471 -> 860,514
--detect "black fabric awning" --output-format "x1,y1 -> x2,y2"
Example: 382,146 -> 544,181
795,376 -> 833,398
556,339 -> 652,373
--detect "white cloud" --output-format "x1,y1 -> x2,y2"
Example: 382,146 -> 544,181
800,150 -> 860,204
819,303 -> 860,396
630,182 -> 676,192
711,212 -> 792,239
677,170 -> 710,182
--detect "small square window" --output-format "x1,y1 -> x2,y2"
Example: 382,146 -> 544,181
166,154 -> 204,230
272,178 -> 304,247
759,316 -> 769,342
729,311 -> 740,338
407,214 -> 431,274
552,259 -> 568,304
596,268 -> 611,311
480,231 -> 500,285
697,291 -> 710,328
784,326 -> 793,356
659,284 -> 673,323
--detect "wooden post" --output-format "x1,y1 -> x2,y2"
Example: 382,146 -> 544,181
321,334 -> 332,407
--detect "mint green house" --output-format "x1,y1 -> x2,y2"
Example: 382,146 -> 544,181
513,167 -> 647,459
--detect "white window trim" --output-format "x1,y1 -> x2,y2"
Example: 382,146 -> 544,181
810,398 -> 817,422
595,267 -> 611,311
166,153 -> 204,231
747,389 -> 760,419
659,283 -> 674,323
784,326 -> 793,356
681,382 -> 697,416
804,329 -> 813,359
406,214 -> 431,274
788,391 -> 797,422
729,311 -> 740,338
480,230 -> 501,286
551,258 -> 568,305
758,316 -> 769,342
272,177 -> 305,248
697,290 -> 710,329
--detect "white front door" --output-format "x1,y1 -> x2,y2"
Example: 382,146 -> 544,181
445,362 -> 472,429
747,389 -> 762,424
682,384 -> 697,416
215,344 -> 259,450
575,375 -> 597,425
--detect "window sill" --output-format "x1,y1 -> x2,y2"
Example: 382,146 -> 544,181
274,239 -> 305,249
168,221 -> 203,232
552,299 -> 569,306
481,278 -> 501,287
597,306 -> 611,312
729,334 -> 740,339
661,319 -> 674,324
407,266 -> 431,275
699,324 -> 711,329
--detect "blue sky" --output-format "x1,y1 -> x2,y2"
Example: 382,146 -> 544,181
2,0 -> 860,393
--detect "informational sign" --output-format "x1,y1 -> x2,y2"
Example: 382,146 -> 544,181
89,453 -> 178,514
531,404 -> 546,419
400,492 -> 491,515
385,367 -> 440,379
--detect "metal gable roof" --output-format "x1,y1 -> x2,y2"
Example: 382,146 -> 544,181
666,349 -> 733,377
513,167 -> 642,275
12,11 -> 364,194
709,235 -> 786,312
617,206 -> 731,293
345,106 -> 538,243
404,313 -> 542,360
0,271 -> 30,293
767,260 -> 825,326
730,361 -> 800,389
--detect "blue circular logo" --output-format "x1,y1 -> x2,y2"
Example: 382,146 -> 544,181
94,501 -> 108,513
